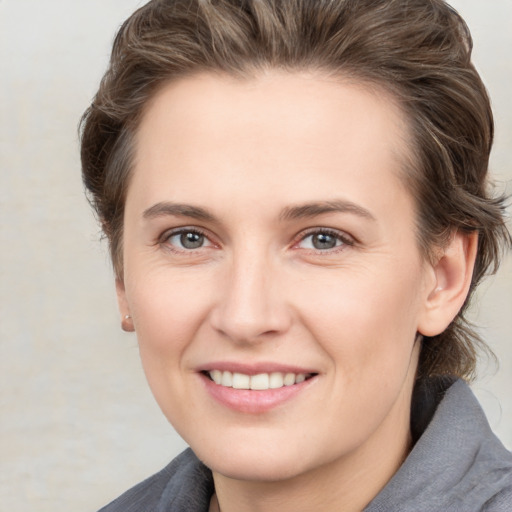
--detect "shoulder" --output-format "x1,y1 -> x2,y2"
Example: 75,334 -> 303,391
366,378 -> 512,512
483,485 -> 512,512
97,448 -> 214,512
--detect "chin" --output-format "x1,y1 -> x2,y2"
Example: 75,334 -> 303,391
206,454 -> 311,482
190,434 -> 327,483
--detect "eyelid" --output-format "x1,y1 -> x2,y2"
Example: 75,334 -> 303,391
292,227 -> 355,252
156,225 -> 355,254
158,226 -> 217,251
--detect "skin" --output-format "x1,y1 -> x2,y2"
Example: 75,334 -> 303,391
116,71 -> 477,512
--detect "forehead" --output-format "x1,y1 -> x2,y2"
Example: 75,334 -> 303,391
130,70 -> 414,218
138,70 -> 409,149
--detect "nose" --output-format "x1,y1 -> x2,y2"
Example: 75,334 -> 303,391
209,251 -> 292,344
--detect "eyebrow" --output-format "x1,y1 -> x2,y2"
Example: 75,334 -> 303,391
279,200 -> 376,222
142,199 -> 376,223
143,202 -> 216,222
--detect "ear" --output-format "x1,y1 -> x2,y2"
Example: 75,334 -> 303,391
417,231 -> 478,337
116,278 -> 135,332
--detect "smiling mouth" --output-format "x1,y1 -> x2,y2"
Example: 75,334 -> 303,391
203,370 -> 317,391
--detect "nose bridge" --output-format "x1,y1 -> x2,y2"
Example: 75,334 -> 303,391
211,244 -> 289,343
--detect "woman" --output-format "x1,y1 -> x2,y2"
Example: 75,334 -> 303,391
80,0 -> 512,510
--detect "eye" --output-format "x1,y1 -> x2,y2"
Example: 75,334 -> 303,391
296,229 -> 352,251
163,229 -> 213,251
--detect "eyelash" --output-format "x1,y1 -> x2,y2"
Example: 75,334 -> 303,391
159,227 -> 214,253
292,228 -> 355,254
158,227 -> 354,254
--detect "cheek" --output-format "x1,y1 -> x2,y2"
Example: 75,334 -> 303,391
126,270 -> 214,422
295,261 -> 424,373
292,264 -> 424,440
129,268 -> 212,347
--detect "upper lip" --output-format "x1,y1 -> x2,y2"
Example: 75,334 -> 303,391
197,361 -> 318,376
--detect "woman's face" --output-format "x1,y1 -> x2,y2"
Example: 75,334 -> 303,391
119,71 -> 438,482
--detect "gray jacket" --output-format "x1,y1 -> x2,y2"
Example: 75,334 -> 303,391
98,378 -> 512,511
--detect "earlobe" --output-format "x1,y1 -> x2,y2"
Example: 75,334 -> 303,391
417,231 -> 478,337
116,278 -> 135,332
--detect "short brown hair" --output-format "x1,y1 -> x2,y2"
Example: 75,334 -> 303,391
80,0 -> 510,380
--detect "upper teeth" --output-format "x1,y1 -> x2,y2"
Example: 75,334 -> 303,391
208,370 -> 308,390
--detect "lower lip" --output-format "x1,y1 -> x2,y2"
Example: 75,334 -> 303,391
200,373 -> 316,414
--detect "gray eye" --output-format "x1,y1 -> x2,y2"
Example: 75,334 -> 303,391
312,233 -> 338,250
180,231 -> 205,249
297,231 -> 345,251
166,230 -> 211,250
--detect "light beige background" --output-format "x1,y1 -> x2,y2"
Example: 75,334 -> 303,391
0,1 -> 510,511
